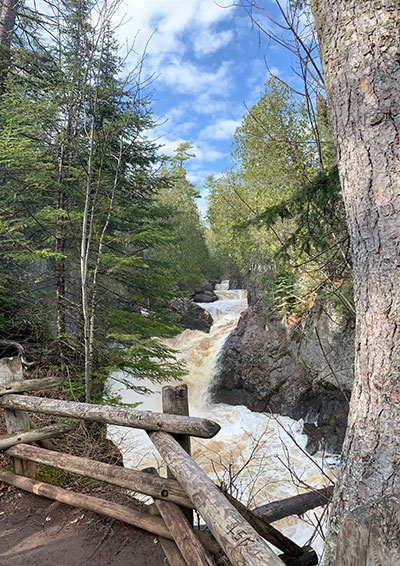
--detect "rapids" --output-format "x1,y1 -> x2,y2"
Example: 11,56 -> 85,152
107,281 -> 335,559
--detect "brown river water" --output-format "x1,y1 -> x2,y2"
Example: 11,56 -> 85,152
107,281 -> 337,558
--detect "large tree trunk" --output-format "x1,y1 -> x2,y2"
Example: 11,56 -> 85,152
310,1 -> 400,563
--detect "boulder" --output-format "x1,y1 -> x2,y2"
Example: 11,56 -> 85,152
170,299 -> 213,333
211,304 -> 352,454
192,290 -> 218,303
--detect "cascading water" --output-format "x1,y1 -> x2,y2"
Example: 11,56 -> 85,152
107,281 -> 335,558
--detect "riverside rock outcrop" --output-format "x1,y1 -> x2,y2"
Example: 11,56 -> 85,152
211,301 -> 354,454
191,281 -> 219,303
170,298 -> 214,333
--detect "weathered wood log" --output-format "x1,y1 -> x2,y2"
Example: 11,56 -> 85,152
6,443 -> 193,508
0,394 -> 220,438
0,358 -> 36,478
0,424 -> 72,450
335,494 -> 400,566
159,537 -> 188,566
278,548 -> 318,566
224,492 -> 303,557
155,496 -> 217,566
149,430 -> 285,566
145,466 -> 217,566
253,485 -> 334,524
0,376 -> 64,396
0,468 -> 173,539
162,385 -> 193,525
0,467 -> 220,555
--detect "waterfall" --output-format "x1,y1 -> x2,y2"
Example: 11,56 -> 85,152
107,282 -> 335,557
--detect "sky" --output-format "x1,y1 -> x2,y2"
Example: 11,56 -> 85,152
113,0 -> 295,216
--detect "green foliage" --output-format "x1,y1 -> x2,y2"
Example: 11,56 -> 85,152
0,0 -> 191,400
207,78 -> 353,321
153,143 -> 211,292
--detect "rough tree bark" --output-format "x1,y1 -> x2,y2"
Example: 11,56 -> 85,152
310,1 -> 400,563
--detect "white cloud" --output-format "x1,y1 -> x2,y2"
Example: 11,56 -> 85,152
115,0 -> 234,58
159,58 -> 232,95
193,29 -> 234,57
199,118 -> 240,141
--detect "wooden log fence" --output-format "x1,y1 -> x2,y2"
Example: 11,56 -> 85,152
0,357 -> 324,566
0,394 -> 220,438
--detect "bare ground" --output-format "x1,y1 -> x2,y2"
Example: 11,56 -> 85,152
0,486 -> 166,566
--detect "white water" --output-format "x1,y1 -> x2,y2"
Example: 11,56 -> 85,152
107,281 -> 336,558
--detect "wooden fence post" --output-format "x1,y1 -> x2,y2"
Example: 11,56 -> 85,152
149,430 -> 285,566
162,384 -> 193,525
0,357 -> 36,478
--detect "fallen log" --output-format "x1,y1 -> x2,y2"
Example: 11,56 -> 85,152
0,424 -> 72,450
253,486 -> 334,523
149,430 -> 285,566
6,443 -> 193,508
0,394 -> 220,438
0,376 -> 64,396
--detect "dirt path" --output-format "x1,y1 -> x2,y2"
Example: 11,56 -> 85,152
0,487 -> 166,566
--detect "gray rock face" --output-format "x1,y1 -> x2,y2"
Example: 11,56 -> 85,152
192,290 -> 218,303
211,303 -> 353,454
170,299 -> 213,333
191,280 -> 219,303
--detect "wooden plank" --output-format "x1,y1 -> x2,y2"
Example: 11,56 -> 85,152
0,358 -> 36,478
224,492 -> 303,557
162,385 -> 193,525
0,394 -> 220,438
0,423 -> 72,450
149,430 -> 285,566
0,376 -> 64,396
159,537 -> 188,566
146,466 -> 217,566
253,485 -> 334,523
6,443 -> 193,508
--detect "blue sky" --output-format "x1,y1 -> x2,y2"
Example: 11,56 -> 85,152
114,1 -> 296,215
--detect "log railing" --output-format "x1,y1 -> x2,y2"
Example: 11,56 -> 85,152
0,357 -> 326,566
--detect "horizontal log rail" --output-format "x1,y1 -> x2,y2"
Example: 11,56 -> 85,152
0,424 -> 72,450
0,468 -> 219,555
149,430 -> 285,566
253,485 -> 334,523
6,443 -> 193,508
0,376 -> 64,396
0,394 -> 220,438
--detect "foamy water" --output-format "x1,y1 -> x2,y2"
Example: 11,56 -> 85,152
107,281 -> 335,559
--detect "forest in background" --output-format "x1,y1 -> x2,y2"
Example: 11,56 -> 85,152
0,0 -> 354,405
0,0 -> 215,402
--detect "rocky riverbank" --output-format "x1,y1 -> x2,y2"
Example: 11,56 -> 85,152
210,299 -> 354,454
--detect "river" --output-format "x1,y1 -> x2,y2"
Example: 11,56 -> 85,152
107,282 -> 336,558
